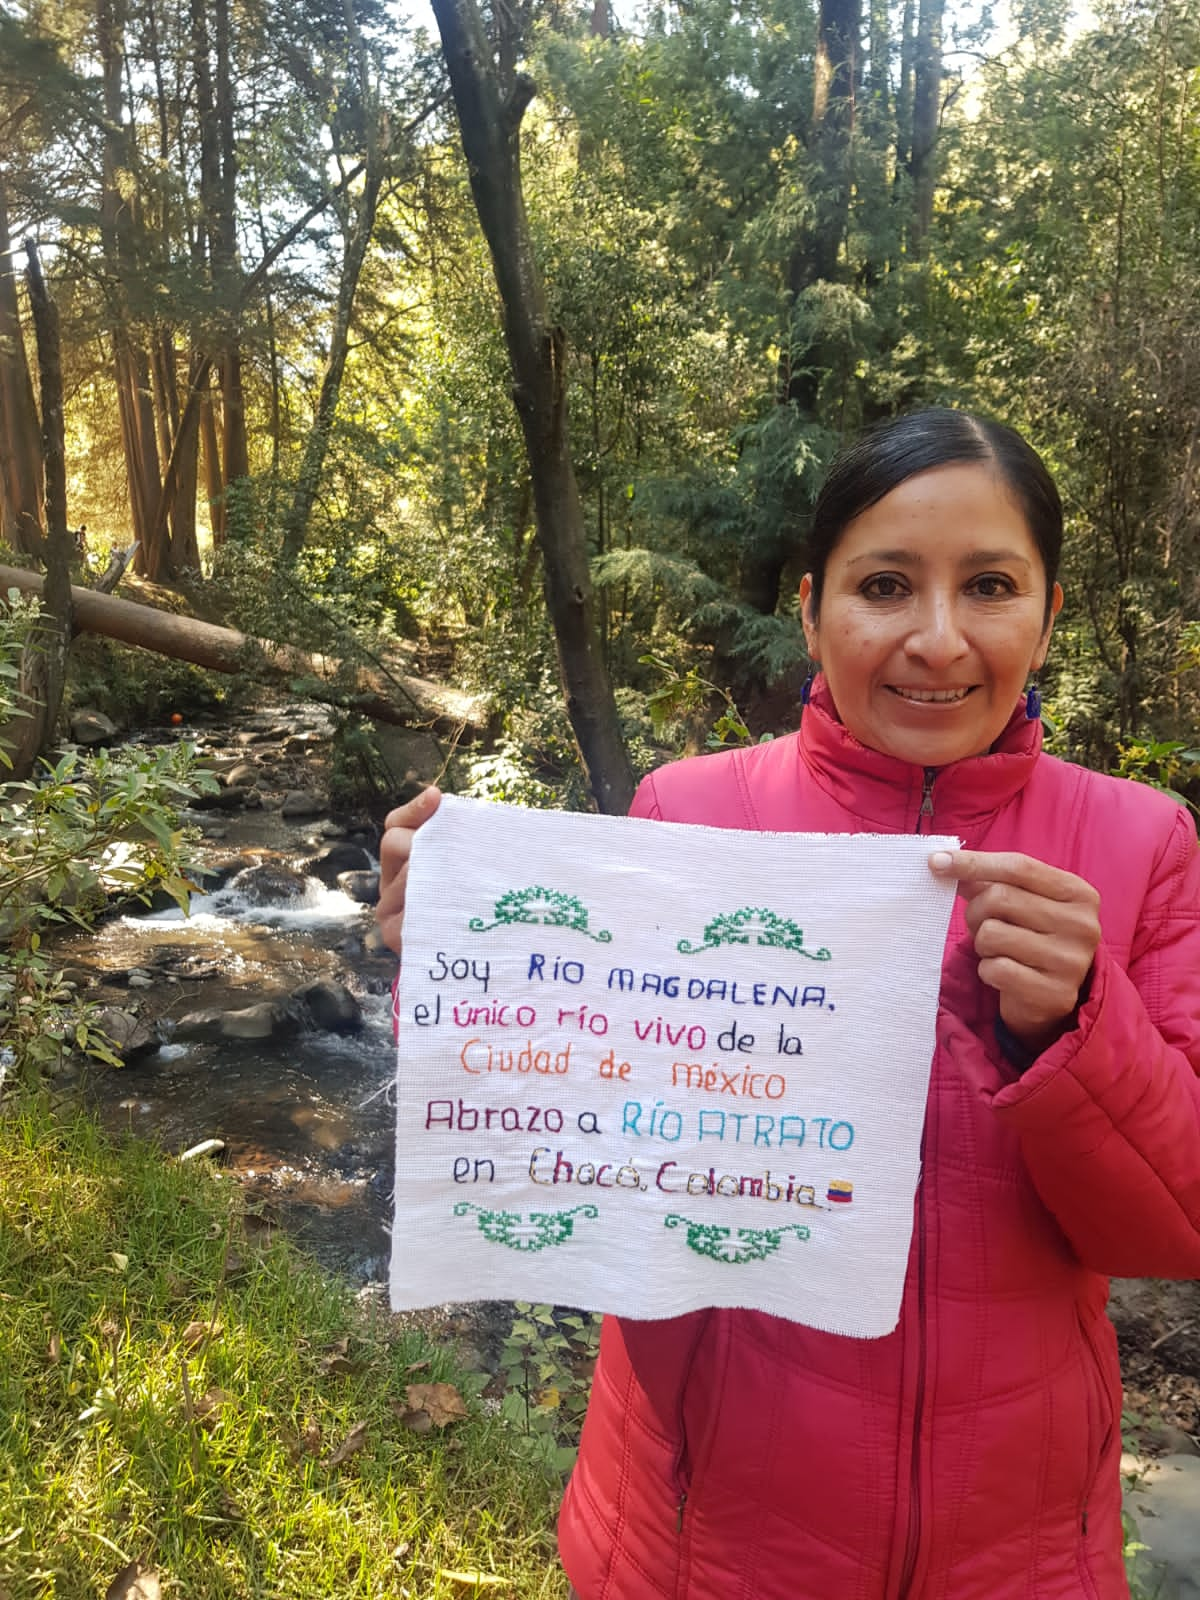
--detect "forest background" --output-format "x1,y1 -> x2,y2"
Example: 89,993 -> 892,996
1,0 -> 1199,812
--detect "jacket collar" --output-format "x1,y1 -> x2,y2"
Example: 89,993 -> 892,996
798,677 -> 1042,833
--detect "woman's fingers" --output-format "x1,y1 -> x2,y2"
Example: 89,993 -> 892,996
376,786 -> 442,957
930,848 -> 1100,1046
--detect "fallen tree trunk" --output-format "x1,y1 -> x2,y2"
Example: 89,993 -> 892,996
0,565 -> 485,734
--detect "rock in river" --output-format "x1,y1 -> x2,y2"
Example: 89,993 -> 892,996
304,843 -> 373,885
293,978 -> 363,1034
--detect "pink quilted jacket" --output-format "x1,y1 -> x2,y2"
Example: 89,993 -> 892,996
558,683 -> 1200,1600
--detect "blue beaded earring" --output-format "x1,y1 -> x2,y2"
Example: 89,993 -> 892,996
801,672 -> 814,706
1025,675 -> 1042,721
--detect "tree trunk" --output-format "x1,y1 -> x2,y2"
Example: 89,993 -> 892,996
9,243 -> 73,778
200,381 -> 224,542
0,565 -> 485,734
279,0 -> 386,566
97,0 -> 166,578
908,0 -> 944,252
894,0 -> 916,176
430,0 -> 634,814
782,0 -> 861,411
0,178 -> 46,558
213,0 -> 249,512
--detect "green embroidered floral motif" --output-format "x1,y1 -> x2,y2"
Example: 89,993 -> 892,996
454,1202 -> 599,1252
469,887 -> 612,942
677,906 -> 831,959
663,1214 -> 811,1263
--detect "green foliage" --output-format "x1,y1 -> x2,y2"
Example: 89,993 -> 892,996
1113,741 -> 1200,816
0,604 -> 218,1082
498,1301 -> 601,1476
66,638 -> 246,725
640,652 -> 771,751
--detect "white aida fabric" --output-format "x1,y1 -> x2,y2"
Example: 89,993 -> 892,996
390,794 -> 959,1337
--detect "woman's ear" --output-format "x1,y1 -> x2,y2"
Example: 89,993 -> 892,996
799,573 -> 820,660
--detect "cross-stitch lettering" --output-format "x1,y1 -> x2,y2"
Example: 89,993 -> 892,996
426,1099 -> 566,1133
633,1016 -> 707,1048
529,1147 -> 648,1190
452,1000 -> 538,1028
527,953 -> 586,983
459,1037 -> 573,1075
452,1156 -> 496,1184
605,967 -> 824,1009
670,1062 -> 787,1099
620,1099 -> 685,1141
427,952 -> 492,993
558,1005 -> 609,1034
655,1162 -> 828,1206
393,794 -> 957,1333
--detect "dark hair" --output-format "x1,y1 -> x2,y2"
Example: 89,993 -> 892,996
806,408 -> 1063,618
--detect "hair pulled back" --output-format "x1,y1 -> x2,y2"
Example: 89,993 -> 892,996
806,409 -> 1063,618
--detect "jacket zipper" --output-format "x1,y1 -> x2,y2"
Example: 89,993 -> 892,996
672,1315 -> 710,1537
916,768 -> 936,833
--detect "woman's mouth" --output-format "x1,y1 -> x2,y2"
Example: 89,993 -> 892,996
887,686 -> 976,704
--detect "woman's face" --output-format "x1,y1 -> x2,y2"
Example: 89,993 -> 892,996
799,462 -> 1063,769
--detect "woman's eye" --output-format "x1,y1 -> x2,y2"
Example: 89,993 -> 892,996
971,573 -> 1017,598
861,574 -> 907,600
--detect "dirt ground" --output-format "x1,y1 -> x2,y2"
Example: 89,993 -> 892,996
1109,1278 -> 1200,1450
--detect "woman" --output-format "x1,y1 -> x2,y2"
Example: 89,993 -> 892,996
378,410 -> 1200,1600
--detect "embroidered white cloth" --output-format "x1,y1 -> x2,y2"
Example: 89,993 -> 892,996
389,794 -> 959,1337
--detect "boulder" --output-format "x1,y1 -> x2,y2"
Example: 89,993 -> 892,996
93,1006 -> 159,1062
304,843 -> 373,885
224,762 -> 258,787
172,1009 -> 224,1043
1124,1453 -> 1200,1600
337,869 -> 380,905
70,708 -> 118,746
281,790 -> 325,819
221,1001 -> 298,1041
293,978 -> 363,1034
189,784 -> 247,812
172,1000 -> 299,1044
234,864 -> 309,904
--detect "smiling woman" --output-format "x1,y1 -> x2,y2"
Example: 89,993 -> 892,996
377,409 -> 1200,1600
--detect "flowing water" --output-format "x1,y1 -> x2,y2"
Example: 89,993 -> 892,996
57,706 -> 402,1284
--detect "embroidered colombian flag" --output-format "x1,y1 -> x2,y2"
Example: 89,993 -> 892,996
826,1180 -> 854,1204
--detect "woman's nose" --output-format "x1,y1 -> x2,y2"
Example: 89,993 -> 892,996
905,596 -> 969,665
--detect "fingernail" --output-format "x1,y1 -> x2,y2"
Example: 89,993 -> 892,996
929,851 -> 954,871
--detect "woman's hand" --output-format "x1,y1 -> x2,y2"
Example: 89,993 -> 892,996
930,849 -> 1101,1052
377,787 -> 441,958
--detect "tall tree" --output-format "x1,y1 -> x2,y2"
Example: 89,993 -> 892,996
907,0 -> 944,251
0,176 -> 44,558
430,0 -> 634,813
10,240 -> 74,777
278,0 -> 390,566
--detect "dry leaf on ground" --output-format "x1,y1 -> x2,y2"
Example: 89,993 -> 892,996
325,1419 -> 369,1468
320,1354 -> 360,1378
105,1562 -> 161,1600
181,1320 -> 220,1350
192,1387 -> 230,1425
405,1382 -> 468,1427
391,1402 -> 434,1434
436,1570 -> 507,1589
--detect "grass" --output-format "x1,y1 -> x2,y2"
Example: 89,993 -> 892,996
0,1097 -> 568,1600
